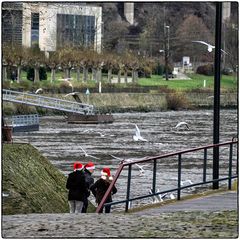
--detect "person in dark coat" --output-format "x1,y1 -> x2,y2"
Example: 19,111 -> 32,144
66,162 -> 88,213
90,167 -> 117,213
82,162 -> 95,213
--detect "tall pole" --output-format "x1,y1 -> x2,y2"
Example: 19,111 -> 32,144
164,24 -> 170,81
213,2 -> 222,189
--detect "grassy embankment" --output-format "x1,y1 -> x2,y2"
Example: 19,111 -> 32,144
3,72 -> 237,115
2,143 -> 95,215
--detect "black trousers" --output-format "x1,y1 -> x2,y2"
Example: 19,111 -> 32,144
98,202 -> 111,213
82,197 -> 88,213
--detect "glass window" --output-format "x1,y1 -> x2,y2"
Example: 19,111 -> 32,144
57,14 -> 95,48
31,13 -> 39,46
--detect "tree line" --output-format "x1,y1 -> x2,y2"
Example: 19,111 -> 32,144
2,44 -> 156,83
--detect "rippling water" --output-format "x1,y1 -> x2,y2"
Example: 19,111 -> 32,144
13,109 -> 238,210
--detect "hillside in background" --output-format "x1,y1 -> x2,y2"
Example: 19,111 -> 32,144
91,2 -> 238,68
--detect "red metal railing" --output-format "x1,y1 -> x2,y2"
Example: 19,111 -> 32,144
96,140 -> 238,213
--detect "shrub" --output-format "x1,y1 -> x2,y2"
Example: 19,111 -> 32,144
196,64 -> 214,76
221,68 -> 233,75
153,64 -> 164,75
59,81 -> 73,93
166,93 -> 189,110
3,81 -> 11,89
18,80 -> 31,91
163,65 -> 173,74
27,67 -> 47,81
15,104 -> 37,114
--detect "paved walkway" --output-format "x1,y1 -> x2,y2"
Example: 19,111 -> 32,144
133,190 -> 237,215
2,191 -> 238,238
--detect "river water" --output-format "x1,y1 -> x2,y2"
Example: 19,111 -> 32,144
13,109 -> 238,211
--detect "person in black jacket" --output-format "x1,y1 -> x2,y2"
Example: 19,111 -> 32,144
82,162 -> 95,213
90,167 -> 117,213
66,162 -> 88,213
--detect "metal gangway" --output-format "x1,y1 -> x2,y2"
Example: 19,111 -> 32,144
2,89 -> 95,115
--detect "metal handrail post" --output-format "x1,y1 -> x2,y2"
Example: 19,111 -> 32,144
228,143 -> 233,190
177,154 -> 182,200
125,164 -> 132,212
152,159 -> 157,195
203,148 -> 207,182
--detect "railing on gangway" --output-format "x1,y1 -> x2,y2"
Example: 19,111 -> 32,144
12,114 -> 39,127
96,140 -> 238,213
2,89 -> 95,115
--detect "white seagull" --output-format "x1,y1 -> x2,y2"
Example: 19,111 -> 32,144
174,122 -> 189,130
79,146 -> 100,160
181,179 -> 195,191
111,156 -> 150,175
64,92 -> 82,103
133,124 -> 148,141
35,88 -> 43,94
192,41 -> 228,54
64,92 -> 80,97
181,179 -> 193,186
135,163 -> 150,176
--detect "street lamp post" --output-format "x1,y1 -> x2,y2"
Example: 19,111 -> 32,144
164,24 -> 170,80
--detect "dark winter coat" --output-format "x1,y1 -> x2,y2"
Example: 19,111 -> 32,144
84,169 -> 94,198
66,170 -> 88,201
90,177 -> 117,204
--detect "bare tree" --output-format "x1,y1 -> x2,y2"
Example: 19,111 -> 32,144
174,14 -> 213,64
26,46 -> 46,82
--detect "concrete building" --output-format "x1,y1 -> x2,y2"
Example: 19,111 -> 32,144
124,3 -> 134,25
2,2 -> 102,52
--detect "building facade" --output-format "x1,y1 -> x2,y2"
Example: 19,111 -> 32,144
2,2 -> 102,52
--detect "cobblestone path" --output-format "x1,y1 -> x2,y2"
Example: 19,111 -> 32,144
2,191 -> 238,238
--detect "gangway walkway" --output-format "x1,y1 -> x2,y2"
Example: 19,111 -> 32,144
2,89 -> 95,115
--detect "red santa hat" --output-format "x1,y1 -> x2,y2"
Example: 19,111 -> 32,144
101,167 -> 113,180
84,162 -> 95,171
73,162 -> 83,171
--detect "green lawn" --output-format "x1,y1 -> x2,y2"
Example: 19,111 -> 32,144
138,74 -> 237,91
6,71 -> 237,92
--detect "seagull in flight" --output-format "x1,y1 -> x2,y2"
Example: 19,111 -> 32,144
135,163 -> 150,176
174,122 -> 189,130
35,88 -> 43,94
133,124 -> 148,141
64,92 -> 82,103
79,146 -> 100,159
192,41 -> 228,54
111,155 -> 150,174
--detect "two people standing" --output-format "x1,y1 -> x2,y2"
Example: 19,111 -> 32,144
66,162 -> 117,213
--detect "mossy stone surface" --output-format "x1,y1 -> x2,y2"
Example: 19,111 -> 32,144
2,143 -> 69,214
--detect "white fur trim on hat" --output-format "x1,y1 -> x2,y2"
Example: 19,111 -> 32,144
101,171 -> 108,176
86,166 -> 95,170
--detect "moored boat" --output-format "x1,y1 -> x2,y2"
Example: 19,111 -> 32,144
67,113 -> 114,124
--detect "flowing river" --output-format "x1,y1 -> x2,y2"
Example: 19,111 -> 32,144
13,109 -> 238,211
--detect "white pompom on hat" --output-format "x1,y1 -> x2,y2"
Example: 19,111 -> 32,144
101,167 -> 113,180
